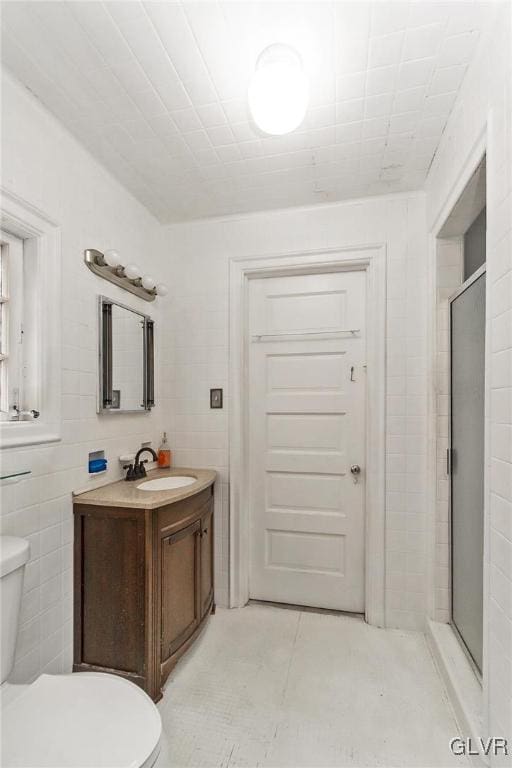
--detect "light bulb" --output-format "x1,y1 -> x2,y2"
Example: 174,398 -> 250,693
124,263 -> 141,280
155,283 -> 168,297
248,44 -> 308,135
141,275 -> 156,291
103,249 -> 121,268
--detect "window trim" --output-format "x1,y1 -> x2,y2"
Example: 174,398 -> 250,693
0,188 -> 61,449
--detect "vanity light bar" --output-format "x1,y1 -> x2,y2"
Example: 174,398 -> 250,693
84,249 -> 168,302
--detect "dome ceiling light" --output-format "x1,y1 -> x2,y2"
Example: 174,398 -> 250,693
248,44 -> 308,136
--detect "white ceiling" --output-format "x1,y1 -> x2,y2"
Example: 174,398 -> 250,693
1,1 -> 491,223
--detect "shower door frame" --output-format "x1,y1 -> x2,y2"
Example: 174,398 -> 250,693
425,131 -> 489,745
448,262 -> 487,678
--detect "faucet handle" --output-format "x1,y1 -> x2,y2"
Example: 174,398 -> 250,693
123,463 -> 134,481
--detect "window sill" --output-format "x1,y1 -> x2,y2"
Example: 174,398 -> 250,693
0,420 -> 61,449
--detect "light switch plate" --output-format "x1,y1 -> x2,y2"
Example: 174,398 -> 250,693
210,388 -> 223,409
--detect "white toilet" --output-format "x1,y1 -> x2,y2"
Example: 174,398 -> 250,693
1,536 -> 162,768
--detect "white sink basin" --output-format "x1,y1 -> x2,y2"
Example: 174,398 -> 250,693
137,476 -> 196,492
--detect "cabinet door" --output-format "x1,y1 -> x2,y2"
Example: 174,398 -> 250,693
75,508 -> 146,679
161,520 -> 200,662
200,503 -> 214,617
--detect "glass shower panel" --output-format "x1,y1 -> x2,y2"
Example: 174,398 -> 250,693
450,269 -> 485,672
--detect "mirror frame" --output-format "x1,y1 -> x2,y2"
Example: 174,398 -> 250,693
98,296 -> 154,414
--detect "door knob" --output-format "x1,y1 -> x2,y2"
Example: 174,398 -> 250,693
350,464 -> 361,483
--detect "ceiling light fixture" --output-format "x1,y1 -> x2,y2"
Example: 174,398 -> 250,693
248,43 -> 308,136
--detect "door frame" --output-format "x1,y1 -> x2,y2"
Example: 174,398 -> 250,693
229,244 -> 387,627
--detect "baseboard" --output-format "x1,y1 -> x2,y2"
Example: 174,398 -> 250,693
426,619 -> 486,766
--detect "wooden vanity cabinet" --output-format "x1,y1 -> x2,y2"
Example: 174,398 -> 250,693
73,484 -> 214,702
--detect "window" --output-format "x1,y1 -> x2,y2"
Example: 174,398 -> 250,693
0,191 -> 61,448
463,207 -> 486,281
0,231 -> 25,420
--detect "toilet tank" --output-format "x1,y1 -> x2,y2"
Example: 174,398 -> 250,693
0,536 -> 30,684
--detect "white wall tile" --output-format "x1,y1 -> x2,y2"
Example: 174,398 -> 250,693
162,191 -> 428,631
425,4 -> 512,756
1,2 -> 491,222
0,73 -> 170,682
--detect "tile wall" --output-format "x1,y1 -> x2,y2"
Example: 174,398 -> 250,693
162,191 -> 429,628
424,3 -> 511,757
0,1 -> 486,221
0,73 -> 169,682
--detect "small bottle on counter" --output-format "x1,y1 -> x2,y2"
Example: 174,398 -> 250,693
158,432 -> 171,468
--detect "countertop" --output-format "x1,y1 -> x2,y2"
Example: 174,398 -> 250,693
73,467 -> 216,510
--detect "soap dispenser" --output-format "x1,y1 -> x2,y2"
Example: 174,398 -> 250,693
158,432 -> 171,468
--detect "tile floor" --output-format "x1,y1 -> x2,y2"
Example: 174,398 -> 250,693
156,604 -> 466,767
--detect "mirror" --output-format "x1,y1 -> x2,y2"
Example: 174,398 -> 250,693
98,296 -> 154,413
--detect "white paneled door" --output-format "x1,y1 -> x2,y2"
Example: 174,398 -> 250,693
248,270 -> 366,612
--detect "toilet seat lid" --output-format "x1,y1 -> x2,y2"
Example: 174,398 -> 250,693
2,673 -> 162,768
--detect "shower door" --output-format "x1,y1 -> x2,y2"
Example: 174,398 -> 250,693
450,266 -> 486,672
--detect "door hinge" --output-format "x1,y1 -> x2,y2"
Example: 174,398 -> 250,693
446,448 -> 452,476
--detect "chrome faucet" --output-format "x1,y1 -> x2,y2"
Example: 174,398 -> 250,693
124,447 -> 158,481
